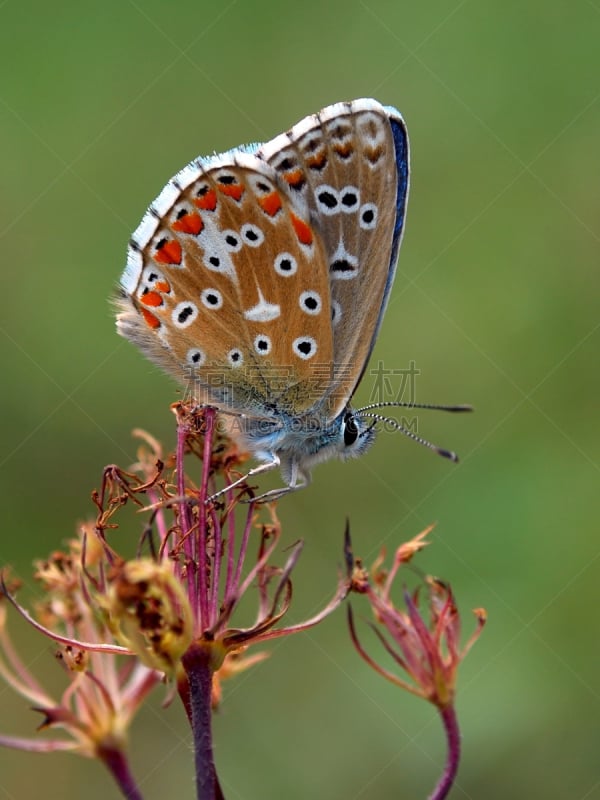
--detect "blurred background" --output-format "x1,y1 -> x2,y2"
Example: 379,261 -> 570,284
1,1 -> 598,798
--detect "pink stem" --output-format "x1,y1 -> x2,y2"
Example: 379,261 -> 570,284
196,407 -> 216,628
209,505 -> 222,624
147,488 -> 168,546
223,492 -> 237,600
429,704 -> 461,800
181,643 -> 223,800
176,417 -> 197,610
225,503 -> 254,605
98,743 -> 144,800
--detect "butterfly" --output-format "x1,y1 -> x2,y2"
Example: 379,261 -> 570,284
116,98 -> 469,501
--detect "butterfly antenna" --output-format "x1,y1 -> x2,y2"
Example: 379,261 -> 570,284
355,412 -> 461,462
355,401 -> 473,414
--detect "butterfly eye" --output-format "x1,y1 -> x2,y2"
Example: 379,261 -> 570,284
343,413 -> 359,447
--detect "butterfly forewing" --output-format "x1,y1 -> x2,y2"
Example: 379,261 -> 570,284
117,99 -> 408,430
117,152 -> 334,415
258,99 -> 409,418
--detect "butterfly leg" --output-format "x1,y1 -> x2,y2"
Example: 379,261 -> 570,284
206,455 -> 281,504
250,464 -> 312,504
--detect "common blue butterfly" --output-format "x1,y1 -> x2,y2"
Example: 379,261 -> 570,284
116,99 -> 468,500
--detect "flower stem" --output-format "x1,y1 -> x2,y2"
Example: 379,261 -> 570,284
182,643 -> 223,800
176,413 -> 198,611
429,704 -> 461,800
196,407 -> 216,627
98,742 -> 144,800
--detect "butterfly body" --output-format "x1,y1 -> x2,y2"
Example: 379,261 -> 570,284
229,404 -> 377,490
117,99 -> 409,497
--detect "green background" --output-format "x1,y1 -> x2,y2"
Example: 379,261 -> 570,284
1,1 -> 598,798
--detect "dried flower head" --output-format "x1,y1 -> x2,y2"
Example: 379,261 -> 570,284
0,525 -> 158,799
349,525 -> 486,709
1,402 -> 351,798
348,525 -> 486,800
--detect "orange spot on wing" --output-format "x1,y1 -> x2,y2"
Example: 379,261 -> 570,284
306,151 -> 327,170
172,212 -> 203,235
194,189 -> 217,211
334,142 -> 354,158
290,213 -> 313,246
141,308 -> 161,329
140,291 -> 163,307
218,184 -> 244,201
283,169 -> 305,189
155,239 -> 182,265
155,280 -> 171,294
364,145 -> 384,164
259,191 -> 282,217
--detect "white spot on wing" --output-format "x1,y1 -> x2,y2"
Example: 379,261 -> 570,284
254,334 -> 272,355
222,229 -> 242,252
197,217 -> 237,280
241,224 -> 264,247
330,239 -> 358,280
244,288 -> 280,322
357,112 -> 386,146
359,202 -> 378,230
201,288 -> 223,310
228,348 -> 244,367
299,290 -> 322,315
315,184 -> 339,215
339,186 -> 360,213
187,348 -> 205,366
331,300 -> 342,326
172,302 -> 198,329
141,266 -> 166,286
274,252 -> 297,276
293,336 -> 317,360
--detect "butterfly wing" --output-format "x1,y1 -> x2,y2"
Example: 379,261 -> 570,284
116,150 -> 334,417
257,99 -> 409,419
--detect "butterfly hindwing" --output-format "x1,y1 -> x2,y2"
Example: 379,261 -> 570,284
258,99 -> 409,418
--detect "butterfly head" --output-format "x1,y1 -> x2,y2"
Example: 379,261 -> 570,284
232,405 -> 377,465
227,404 -> 378,491
282,406 -> 377,485
337,408 -> 377,461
